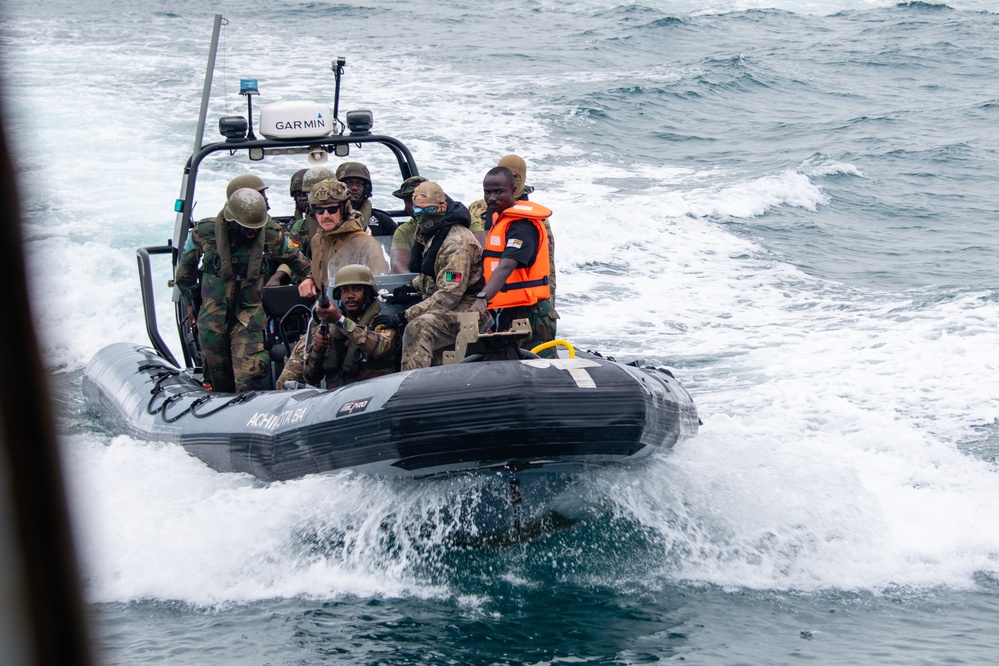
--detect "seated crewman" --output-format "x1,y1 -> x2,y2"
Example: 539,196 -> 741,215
373,181 -> 484,371
388,175 -> 428,273
276,264 -> 400,389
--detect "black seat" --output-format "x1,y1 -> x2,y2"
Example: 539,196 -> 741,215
262,285 -> 313,360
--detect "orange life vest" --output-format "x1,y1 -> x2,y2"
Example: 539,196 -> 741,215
483,201 -> 552,309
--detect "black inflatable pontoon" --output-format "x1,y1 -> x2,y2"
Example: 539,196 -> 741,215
84,342 -> 699,483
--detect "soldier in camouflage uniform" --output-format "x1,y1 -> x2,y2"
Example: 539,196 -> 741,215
276,264 -> 399,389
373,182 -> 484,371
210,173 -> 301,289
388,175 -> 428,273
289,168 -> 309,226
175,188 -> 310,392
335,161 -> 397,237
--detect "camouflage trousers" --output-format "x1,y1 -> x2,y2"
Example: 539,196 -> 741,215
400,311 -> 462,371
496,299 -> 559,359
198,307 -> 268,393
275,335 -> 308,389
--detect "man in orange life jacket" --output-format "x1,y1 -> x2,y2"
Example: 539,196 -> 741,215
469,166 -> 558,358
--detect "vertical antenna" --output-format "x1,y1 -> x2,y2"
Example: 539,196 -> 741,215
193,14 -> 224,154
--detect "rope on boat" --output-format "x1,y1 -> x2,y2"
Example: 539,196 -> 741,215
141,364 -> 184,416
189,392 -> 251,418
137,361 -> 250,421
161,395 -> 212,423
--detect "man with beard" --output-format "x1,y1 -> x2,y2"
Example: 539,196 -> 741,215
469,166 -> 557,358
293,264 -> 401,388
174,187 -> 311,392
335,161 -> 397,237
373,181 -> 484,371
295,178 -> 388,300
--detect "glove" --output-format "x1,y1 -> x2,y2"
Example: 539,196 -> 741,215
389,284 -> 421,305
373,312 -> 407,329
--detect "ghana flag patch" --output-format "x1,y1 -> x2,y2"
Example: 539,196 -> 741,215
444,271 -> 462,282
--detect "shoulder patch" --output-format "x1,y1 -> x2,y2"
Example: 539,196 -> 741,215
444,271 -> 462,283
506,238 -> 524,249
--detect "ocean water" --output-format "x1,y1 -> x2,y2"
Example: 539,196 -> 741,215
4,0 -> 999,663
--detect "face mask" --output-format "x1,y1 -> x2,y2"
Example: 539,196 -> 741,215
414,206 -> 446,233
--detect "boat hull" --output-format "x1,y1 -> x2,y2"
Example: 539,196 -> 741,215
83,342 -> 699,484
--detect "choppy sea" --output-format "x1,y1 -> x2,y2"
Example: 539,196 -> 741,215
3,0 -> 999,663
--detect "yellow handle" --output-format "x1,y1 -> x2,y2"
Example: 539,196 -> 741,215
530,339 -> 575,358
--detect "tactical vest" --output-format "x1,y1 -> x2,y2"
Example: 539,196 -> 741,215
319,301 -> 396,387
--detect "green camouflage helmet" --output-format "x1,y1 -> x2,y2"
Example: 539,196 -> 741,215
223,188 -> 268,229
302,166 -> 337,193
226,174 -> 267,199
331,263 -> 377,299
335,161 -> 371,184
289,168 -> 308,195
308,178 -> 350,206
392,175 -> 428,199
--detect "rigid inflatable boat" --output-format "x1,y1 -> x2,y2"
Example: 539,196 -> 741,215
83,23 -> 698,531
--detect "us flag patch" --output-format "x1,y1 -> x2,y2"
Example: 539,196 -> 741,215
506,238 -> 524,249
445,271 -> 462,282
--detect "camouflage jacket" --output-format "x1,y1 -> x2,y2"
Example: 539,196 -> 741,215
407,224 -> 484,321
287,215 -> 319,259
303,301 -> 400,387
175,214 -> 310,327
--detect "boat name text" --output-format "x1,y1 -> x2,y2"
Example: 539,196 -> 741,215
246,408 -> 308,430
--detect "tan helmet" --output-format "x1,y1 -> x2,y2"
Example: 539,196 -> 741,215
308,178 -> 350,206
497,154 -> 527,198
223,188 -> 268,229
226,174 -> 268,199
331,263 -> 377,299
289,168 -> 308,195
302,166 -> 337,193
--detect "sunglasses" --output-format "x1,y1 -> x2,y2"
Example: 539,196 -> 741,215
314,205 -> 341,216
412,205 -> 439,215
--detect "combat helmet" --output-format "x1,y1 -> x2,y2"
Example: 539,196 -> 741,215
223,188 -> 268,229
497,154 -> 527,198
335,161 -> 371,184
308,178 -> 350,207
336,161 -> 372,198
392,175 -> 428,199
226,174 -> 268,199
331,264 -> 377,299
289,168 -> 308,195
302,165 -> 337,193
